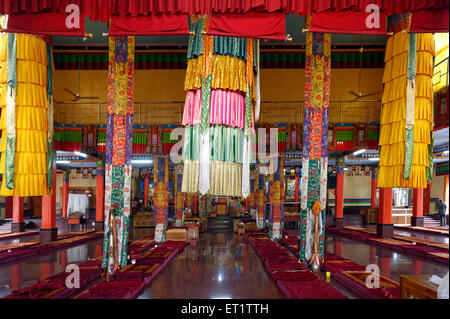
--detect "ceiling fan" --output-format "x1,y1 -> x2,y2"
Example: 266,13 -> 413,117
63,37 -> 100,102
348,43 -> 381,102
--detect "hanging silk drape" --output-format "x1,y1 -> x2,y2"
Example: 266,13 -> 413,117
298,19 -> 330,269
174,164 -> 185,227
181,15 -> 256,197
378,17 -> 434,189
153,155 -> 169,242
0,33 -> 52,197
102,35 -> 134,274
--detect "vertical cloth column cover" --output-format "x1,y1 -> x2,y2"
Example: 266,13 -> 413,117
181,15 -> 256,197
256,164 -> 266,230
102,36 -> 134,274
174,164 -> 185,227
153,155 -> 169,241
0,33 -> 53,196
378,20 -> 434,189
298,23 -> 331,269
268,155 -> 285,239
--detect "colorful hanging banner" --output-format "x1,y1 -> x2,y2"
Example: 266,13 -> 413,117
174,164 -> 185,227
102,35 -> 135,274
153,155 -> 169,242
299,19 -> 331,270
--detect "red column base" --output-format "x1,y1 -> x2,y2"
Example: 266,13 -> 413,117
95,221 -> 104,232
376,224 -> 393,238
334,218 -> 344,228
40,228 -> 58,243
11,222 -> 25,233
411,217 -> 424,227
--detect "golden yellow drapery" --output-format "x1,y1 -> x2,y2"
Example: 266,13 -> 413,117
0,33 -> 50,196
378,31 -> 434,189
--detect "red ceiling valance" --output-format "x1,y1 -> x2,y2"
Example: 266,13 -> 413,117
1,0 -> 448,23
109,14 -> 189,36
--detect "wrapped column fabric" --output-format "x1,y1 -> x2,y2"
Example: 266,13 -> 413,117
298,22 -> 331,269
378,17 -> 434,189
0,33 -> 51,197
181,15 -> 256,197
153,155 -> 170,241
102,35 -> 134,274
174,164 -> 185,227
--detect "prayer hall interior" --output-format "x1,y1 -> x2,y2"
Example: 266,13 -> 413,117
0,0 -> 448,301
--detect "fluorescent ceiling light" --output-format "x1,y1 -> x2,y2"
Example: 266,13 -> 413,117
74,151 -> 88,158
353,149 -> 366,156
344,168 -> 349,171
368,158 -> 379,161
132,160 -> 153,164
56,160 -> 71,164
443,150 -> 449,155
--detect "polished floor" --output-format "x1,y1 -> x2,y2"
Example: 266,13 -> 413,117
0,223 -> 448,299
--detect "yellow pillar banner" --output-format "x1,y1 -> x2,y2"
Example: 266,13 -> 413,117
0,33 -> 50,197
378,29 -> 434,189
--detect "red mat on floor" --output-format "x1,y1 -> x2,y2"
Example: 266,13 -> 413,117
395,225 -> 449,236
76,241 -> 185,299
0,230 -> 39,241
322,252 -> 401,299
2,235 -> 157,299
327,227 -> 449,265
247,231 -> 347,299
0,231 -> 103,265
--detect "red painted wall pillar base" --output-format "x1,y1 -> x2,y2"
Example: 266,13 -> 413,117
412,188 -> 424,227
11,197 -> 25,233
376,188 -> 393,238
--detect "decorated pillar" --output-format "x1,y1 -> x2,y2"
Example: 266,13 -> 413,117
335,159 -> 345,228
298,21 -> 331,271
249,168 -> 256,218
294,173 -> 300,202
102,35 -> 135,274
256,165 -> 266,230
370,168 -> 378,209
95,161 -> 105,231
193,195 -> 199,215
268,155 -> 284,239
61,170 -> 69,219
174,164 -> 185,227
412,188 -> 424,226
11,196 -> 24,232
143,176 -> 149,209
377,188 -> 393,238
181,15 -> 257,199
41,164 -> 57,243
153,155 -> 169,242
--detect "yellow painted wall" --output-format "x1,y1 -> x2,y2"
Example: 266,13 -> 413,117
54,68 -> 383,125
328,175 -> 372,207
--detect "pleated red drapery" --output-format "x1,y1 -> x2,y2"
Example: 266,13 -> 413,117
109,14 -> 189,36
5,12 -> 86,36
208,12 -> 286,40
410,8 -> 449,32
1,0 -> 448,22
309,10 -> 388,35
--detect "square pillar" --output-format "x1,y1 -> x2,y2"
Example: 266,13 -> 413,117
95,162 -> 105,231
377,188 -> 393,238
40,165 -> 58,243
412,188 -> 424,226
370,171 -> 378,209
11,197 -> 25,233
334,164 -> 345,228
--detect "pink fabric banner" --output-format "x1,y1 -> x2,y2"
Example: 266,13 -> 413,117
182,89 -> 246,128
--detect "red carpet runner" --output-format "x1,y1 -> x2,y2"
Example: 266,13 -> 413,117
279,233 -> 402,299
75,240 -> 185,299
327,227 -> 449,265
0,230 -> 103,265
3,235 -> 157,299
246,232 -> 347,299
0,230 -> 39,241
